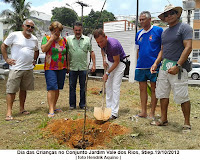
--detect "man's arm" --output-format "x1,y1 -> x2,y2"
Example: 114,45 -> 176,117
1,43 -> 16,66
101,49 -> 108,69
137,49 -> 139,60
177,39 -> 192,66
33,50 -> 39,66
103,55 -> 120,82
90,51 -> 96,72
150,45 -> 163,73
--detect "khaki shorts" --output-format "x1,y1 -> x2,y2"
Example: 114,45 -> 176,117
156,68 -> 189,104
6,70 -> 34,94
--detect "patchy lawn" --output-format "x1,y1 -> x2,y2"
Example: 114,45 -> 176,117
0,74 -> 200,149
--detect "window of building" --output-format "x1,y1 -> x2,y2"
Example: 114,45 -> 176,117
192,50 -> 200,60
194,9 -> 200,20
194,30 -> 200,39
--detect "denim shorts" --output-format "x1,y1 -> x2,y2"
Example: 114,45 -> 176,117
135,69 -> 158,82
45,69 -> 66,91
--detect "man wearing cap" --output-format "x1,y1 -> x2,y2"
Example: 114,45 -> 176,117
150,4 -> 193,132
135,11 -> 163,119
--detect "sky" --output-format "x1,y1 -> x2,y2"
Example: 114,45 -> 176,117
0,0 -> 183,18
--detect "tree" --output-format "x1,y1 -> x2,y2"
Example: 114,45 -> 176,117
51,7 -> 78,27
83,9 -> 116,35
0,0 -> 33,32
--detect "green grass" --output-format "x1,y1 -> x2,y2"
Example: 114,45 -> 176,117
0,74 -> 200,149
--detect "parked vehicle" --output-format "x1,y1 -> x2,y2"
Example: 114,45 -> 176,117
188,63 -> 200,80
3,62 -> 9,69
0,59 -> 6,68
0,59 -> 9,69
33,54 -> 45,73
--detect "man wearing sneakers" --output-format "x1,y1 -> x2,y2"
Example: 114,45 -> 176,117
150,4 -> 192,132
135,11 -> 163,119
1,19 -> 39,121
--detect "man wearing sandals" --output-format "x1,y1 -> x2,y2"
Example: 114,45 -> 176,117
1,19 -> 39,121
150,4 -> 192,132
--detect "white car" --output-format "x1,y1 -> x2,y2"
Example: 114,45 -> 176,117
188,63 -> 200,80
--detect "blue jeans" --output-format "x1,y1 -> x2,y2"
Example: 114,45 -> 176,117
69,70 -> 87,108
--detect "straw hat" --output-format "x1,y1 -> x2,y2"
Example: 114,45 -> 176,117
158,4 -> 182,21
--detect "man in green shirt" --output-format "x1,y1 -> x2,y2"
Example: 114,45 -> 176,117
67,22 -> 96,109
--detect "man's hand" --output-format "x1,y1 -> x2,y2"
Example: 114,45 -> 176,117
66,66 -> 70,74
168,66 -> 179,75
6,58 -> 16,66
150,63 -> 157,74
91,64 -> 96,73
33,60 -> 36,66
102,73 -> 108,82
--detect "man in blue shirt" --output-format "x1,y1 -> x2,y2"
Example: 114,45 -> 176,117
135,11 -> 163,119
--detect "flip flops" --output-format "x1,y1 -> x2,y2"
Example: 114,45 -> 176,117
150,119 -> 168,126
182,125 -> 191,133
54,109 -> 63,113
5,116 -> 13,121
20,110 -> 30,115
48,113 -> 54,118
135,114 -> 147,118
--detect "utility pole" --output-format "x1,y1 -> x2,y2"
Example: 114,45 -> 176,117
76,1 -> 89,23
135,0 -> 139,35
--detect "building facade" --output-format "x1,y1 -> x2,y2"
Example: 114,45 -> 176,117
182,0 -> 200,62
192,0 -> 200,62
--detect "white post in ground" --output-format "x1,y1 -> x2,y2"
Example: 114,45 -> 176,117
129,42 -> 137,83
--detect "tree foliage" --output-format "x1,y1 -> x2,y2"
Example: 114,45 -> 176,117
0,0 -> 32,32
83,9 -> 116,35
51,7 -> 78,27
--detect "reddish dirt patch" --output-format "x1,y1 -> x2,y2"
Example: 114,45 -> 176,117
89,87 -> 101,95
43,118 -> 130,149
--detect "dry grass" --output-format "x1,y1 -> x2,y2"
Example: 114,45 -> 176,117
0,74 -> 200,149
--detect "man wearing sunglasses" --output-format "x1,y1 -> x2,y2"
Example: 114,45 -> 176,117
1,19 -> 39,121
150,4 -> 193,132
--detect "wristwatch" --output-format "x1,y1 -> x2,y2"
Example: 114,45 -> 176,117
176,63 -> 182,69
106,71 -> 110,76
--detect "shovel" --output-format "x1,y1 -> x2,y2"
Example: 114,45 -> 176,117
94,77 -> 112,121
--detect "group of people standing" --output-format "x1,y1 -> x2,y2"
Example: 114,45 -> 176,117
135,4 -> 192,132
1,19 -> 126,121
1,4 -> 192,132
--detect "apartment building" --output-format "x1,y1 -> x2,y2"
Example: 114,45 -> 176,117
183,0 -> 200,62
193,0 -> 200,62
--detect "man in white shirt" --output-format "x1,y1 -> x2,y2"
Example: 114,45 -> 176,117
1,19 -> 39,121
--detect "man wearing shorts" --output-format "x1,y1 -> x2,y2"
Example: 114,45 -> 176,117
135,11 -> 163,119
150,5 -> 192,132
1,19 -> 39,121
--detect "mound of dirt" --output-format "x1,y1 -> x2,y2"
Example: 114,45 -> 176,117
43,118 -> 130,149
